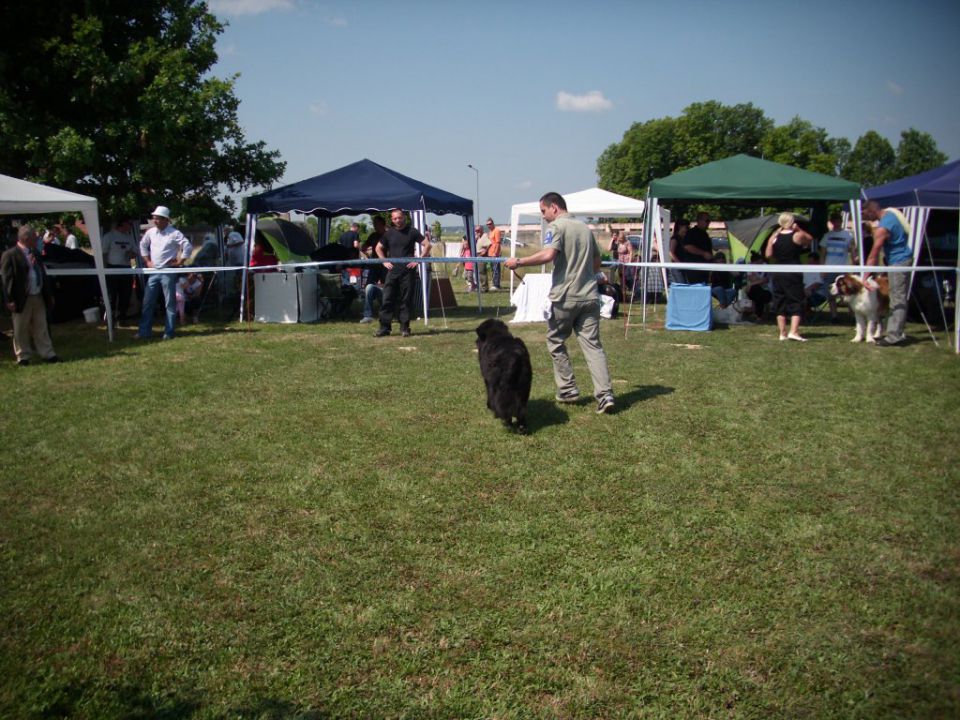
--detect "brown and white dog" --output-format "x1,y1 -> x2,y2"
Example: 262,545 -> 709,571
829,274 -> 890,343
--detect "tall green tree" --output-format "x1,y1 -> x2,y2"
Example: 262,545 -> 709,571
0,0 -> 285,222
597,101 -> 772,200
893,128 -> 948,179
842,131 -> 896,188
672,101 -> 772,171
759,116 -> 839,175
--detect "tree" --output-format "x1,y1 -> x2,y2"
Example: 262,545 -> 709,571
893,128 -> 947,179
0,0 -> 285,222
597,101 -> 772,200
759,116 -> 839,175
672,101 -> 772,171
842,131 -> 896,187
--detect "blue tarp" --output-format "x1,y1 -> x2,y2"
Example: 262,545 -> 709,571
666,284 -> 713,332
863,159 -> 960,209
247,158 -> 474,216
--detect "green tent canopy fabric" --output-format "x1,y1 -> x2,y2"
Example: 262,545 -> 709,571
726,213 -> 810,261
649,154 -> 860,203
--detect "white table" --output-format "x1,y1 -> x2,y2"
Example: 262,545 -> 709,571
510,273 -> 552,323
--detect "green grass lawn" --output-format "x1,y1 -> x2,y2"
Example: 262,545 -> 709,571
1,296 -> 958,719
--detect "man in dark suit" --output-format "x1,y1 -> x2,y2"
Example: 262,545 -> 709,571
1,226 -> 60,366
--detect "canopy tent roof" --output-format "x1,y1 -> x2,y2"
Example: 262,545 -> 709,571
862,159 -> 960,209
510,187 -> 645,219
648,154 -> 860,203
246,158 -> 474,217
0,173 -> 112,339
0,173 -> 102,214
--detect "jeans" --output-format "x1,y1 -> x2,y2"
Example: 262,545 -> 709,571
711,286 -> 737,307
364,283 -> 383,319
139,272 -> 178,338
492,260 -> 501,288
885,259 -> 911,342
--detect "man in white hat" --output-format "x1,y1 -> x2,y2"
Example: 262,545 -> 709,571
136,205 -> 192,339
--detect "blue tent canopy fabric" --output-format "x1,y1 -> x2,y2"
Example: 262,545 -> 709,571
247,158 -> 474,216
863,159 -> 960,209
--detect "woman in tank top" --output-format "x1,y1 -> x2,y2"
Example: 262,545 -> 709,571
764,212 -> 813,342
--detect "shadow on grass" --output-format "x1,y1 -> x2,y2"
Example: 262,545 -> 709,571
526,398 -> 570,433
614,384 -> 674,412
36,680 -> 331,719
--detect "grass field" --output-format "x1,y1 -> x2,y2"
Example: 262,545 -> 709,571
1,293 -> 958,719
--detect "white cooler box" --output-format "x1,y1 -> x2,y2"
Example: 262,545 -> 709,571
254,270 -> 319,323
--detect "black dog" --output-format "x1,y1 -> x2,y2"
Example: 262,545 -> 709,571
475,319 -> 532,434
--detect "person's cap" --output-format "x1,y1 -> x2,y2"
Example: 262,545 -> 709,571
151,205 -> 171,219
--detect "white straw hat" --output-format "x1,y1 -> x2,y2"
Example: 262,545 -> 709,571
151,205 -> 171,219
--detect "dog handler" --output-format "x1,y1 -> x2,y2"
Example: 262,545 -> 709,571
505,192 -> 615,414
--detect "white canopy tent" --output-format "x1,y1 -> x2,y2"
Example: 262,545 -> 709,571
0,174 -> 112,340
507,187 -> 645,291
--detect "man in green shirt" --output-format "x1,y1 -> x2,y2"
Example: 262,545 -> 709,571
505,192 -> 614,414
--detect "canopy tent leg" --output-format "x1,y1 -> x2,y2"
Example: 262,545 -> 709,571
239,213 -> 255,322
84,210 -> 114,341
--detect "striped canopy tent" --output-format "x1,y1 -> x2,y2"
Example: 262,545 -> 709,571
862,159 -> 960,268
863,159 -> 960,353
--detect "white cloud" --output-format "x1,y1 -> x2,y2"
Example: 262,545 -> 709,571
208,0 -> 294,16
326,15 -> 347,26
309,102 -> 328,116
886,81 -> 904,96
556,90 -> 613,113
517,180 -> 533,189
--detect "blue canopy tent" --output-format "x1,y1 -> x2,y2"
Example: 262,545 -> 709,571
243,159 -> 477,322
863,159 -> 960,352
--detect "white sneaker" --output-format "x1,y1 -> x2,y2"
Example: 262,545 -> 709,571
359,317 -> 373,324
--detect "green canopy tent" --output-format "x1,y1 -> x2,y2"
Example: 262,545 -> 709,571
635,155 -> 862,326
725,213 -> 811,262
642,153 -> 863,271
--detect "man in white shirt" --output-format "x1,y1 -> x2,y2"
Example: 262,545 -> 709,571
58,223 -> 80,250
102,218 -> 137,320
136,205 -> 192,340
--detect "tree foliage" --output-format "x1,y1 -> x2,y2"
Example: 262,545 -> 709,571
597,101 -> 948,203
0,0 -> 285,222
893,129 -> 948,181
842,131 -> 896,188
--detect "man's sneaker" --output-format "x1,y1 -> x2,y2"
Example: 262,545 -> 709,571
555,391 -> 581,404
374,328 -> 390,337
596,396 -> 615,414
359,317 -> 373,324
401,328 -> 412,338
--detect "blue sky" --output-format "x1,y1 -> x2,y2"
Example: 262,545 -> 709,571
209,0 -> 960,223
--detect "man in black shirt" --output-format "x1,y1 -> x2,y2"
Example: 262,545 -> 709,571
339,222 -> 361,250
681,212 -> 714,284
374,209 -> 431,337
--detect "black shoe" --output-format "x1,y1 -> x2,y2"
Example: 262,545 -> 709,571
44,355 -> 62,364
17,359 -> 30,367
401,328 -> 412,337
374,328 -> 390,337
